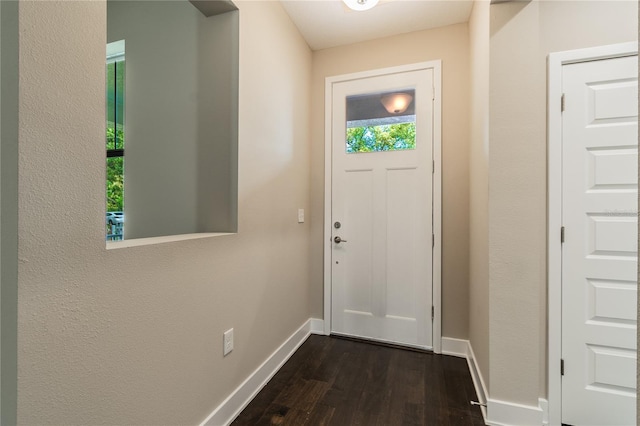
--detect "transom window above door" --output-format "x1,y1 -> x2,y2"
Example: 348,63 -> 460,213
345,89 -> 416,153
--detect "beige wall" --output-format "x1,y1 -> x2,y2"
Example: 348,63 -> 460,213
16,1 -> 312,424
489,1 -> 545,406
310,23 -> 471,339
468,0 -> 490,391
488,0 -> 637,405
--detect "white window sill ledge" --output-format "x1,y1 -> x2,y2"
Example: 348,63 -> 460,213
106,232 -> 235,249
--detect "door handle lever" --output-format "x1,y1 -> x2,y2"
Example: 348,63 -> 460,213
334,236 -> 347,244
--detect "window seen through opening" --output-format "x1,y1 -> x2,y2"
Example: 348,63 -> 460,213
106,40 -> 125,240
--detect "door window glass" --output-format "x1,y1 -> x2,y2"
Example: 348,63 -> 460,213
346,89 -> 415,153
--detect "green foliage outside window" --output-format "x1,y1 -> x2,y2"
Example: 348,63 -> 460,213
106,125 -> 124,151
106,126 -> 124,212
106,56 -> 125,215
346,122 -> 416,153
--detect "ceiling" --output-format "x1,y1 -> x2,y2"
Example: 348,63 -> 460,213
280,0 -> 474,51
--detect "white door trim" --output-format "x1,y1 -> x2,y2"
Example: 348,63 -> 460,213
323,60 -> 443,353
547,41 -> 637,426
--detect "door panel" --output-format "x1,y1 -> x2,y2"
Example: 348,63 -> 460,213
587,148 -> 637,189
343,169 -> 374,314
386,167 -> 418,319
561,55 -> 638,425
587,279 -> 637,323
331,69 -> 433,349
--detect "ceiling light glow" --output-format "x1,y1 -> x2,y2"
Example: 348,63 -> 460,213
381,93 -> 413,114
342,0 -> 379,12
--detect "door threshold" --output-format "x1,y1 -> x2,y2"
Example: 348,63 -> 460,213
330,333 -> 434,354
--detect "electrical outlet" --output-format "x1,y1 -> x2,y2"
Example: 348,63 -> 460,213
223,328 -> 234,356
298,209 -> 305,223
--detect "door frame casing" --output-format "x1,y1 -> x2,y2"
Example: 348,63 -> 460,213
322,61 -> 443,353
547,41 -> 638,426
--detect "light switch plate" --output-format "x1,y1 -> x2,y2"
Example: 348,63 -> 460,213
298,209 -> 305,223
223,328 -> 233,356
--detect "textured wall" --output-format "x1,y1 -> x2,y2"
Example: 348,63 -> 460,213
468,0 -> 490,391
310,23 -> 471,339
489,1 -> 545,405
16,1 -> 312,424
488,0 -> 638,405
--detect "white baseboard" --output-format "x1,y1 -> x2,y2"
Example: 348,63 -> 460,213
199,318 -> 324,426
441,337 -> 550,425
441,337 -> 488,422
310,318 -> 325,335
466,342 -> 489,422
441,337 -> 469,358
486,398 -> 545,426
539,398 -> 549,425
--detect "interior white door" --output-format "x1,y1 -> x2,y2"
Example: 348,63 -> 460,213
562,55 -> 638,425
330,69 -> 433,349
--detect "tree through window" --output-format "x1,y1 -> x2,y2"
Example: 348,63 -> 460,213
106,40 -> 125,240
346,121 -> 416,153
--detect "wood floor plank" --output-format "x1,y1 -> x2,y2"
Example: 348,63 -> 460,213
402,402 -> 425,426
305,403 -> 335,426
273,376 -> 309,408
251,403 -> 289,426
231,335 -> 485,426
293,379 -> 330,413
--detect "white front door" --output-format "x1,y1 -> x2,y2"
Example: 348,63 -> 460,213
330,68 -> 434,349
561,54 -> 638,425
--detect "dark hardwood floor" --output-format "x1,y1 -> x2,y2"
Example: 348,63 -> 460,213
232,335 -> 485,426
